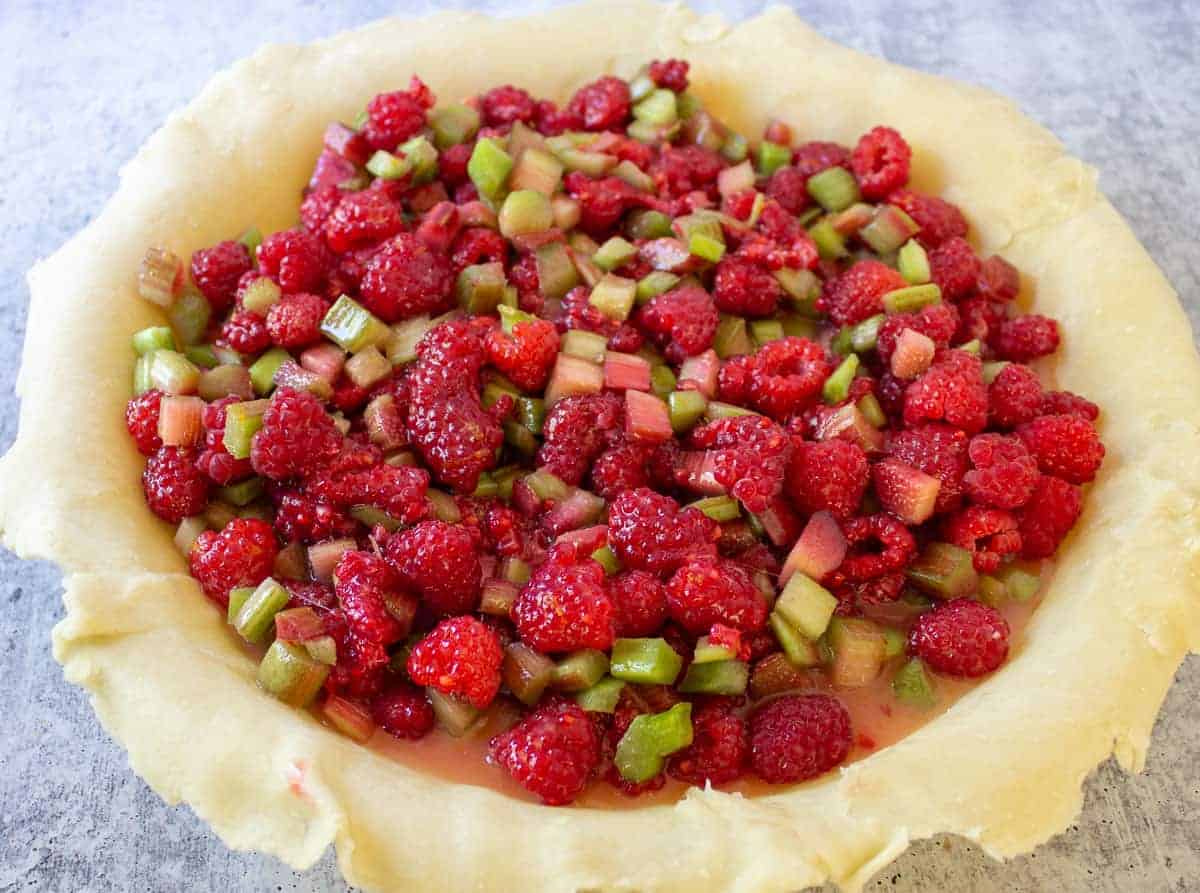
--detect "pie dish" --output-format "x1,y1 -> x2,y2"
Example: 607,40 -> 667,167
4,1 -> 1200,889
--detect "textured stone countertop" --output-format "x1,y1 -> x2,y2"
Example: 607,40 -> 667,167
1,1 -> 1197,890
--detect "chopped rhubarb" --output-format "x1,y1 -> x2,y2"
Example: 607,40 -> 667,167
678,660 -> 748,695
604,351 -> 652,391
544,353 -> 604,406
717,159 -> 756,198
906,542 -> 979,599
540,488 -> 605,534
575,677 -> 625,713
890,328 -> 936,380
814,403 -> 885,453
322,696 -> 376,743
781,511 -> 847,584
551,649 -> 611,692
677,349 -> 720,398
828,618 -> 886,688
138,247 -> 182,308
559,330 -> 608,364
274,606 -> 325,642
307,538 -> 357,584
776,573 -> 838,640
258,640 -> 329,707
610,638 -> 683,685
614,703 -> 693,783
872,458 -> 941,525
157,395 -> 204,447
625,389 -> 673,443
503,642 -> 556,706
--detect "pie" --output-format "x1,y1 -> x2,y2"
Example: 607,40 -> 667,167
3,2 -> 1200,890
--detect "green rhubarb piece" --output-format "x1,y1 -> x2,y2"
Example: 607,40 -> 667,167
693,636 -> 736,664
850,314 -> 885,353
511,147 -> 563,196
204,501 -> 238,531
633,88 -> 678,125
628,70 -> 656,103
898,239 -> 931,284
668,390 -> 708,433
430,103 -> 481,148
428,689 -> 482,737
502,557 -> 532,586
249,347 -> 290,396
184,345 -> 219,369
959,339 -> 981,355
348,504 -> 403,532
591,545 -> 621,575
227,587 -> 254,624
769,611 -> 822,667
823,354 -> 860,404
366,149 -> 411,180
321,295 -> 390,353
516,396 -> 545,435
560,329 -> 608,364
721,131 -> 749,163
588,274 -> 637,321
883,283 -> 942,314
704,401 -> 756,421
534,242 -> 580,299
233,577 -> 290,644
978,574 -> 1009,606
523,469 -> 571,502
575,676 -> 625,713
688,231 -> 725,264
636,271 -> 679,304
775,267 -> 822,314
593,237 -> 638,273
626,209 -> 674,241
808,218 -> 848,260
149,350 -> 201,396
493,465 -> 521,501
676,92 -> 702,120
905,542 -> 980,598
132,326 -> 176,356
807,166 -> 861,212
688,495 -> 740,523
994,563 -> 1041,602
503,419 -> 538,456
456,262 -> 507,314
217,476 -> 264,507
498,305 -> 536,336
755,140 -> 791,177
468,137 -> 514,203
882,626 -> 907,660
828,617 -> 886,688
238,225 -> 262,260
776,573 -> 838,640
222,399 -> 269,459
614,703 -> 693,783
678,659 -> 749,696
857,393 -> 887,428
472,473 -> 499,499
554,145 -> 617,176
551,649 -> 611,692
398,135 -> 438,185
613,159 -> 655,193
303,636 -> 337,666
982,361 -> 1009,385
257,640 -> 329,708
241,276 -> 282,315
831,326 -> 854,356
714,315 -> 752,358
168,289 -> 212,346
610,638 -> 683,685
499,190 -> 553,238
749,319 -> 784,346
650,365 -> 676,398
892,658 -> 937,708
387,315 -> 433,366
860,205 -> 920,255
781,314 -> 818,339
426,488 -> 462,523
626,118 -> 679,144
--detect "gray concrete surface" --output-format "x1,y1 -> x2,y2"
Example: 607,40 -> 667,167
1,1 -> 1197,890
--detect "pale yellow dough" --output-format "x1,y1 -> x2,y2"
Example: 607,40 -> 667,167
3,2 -> 1200,890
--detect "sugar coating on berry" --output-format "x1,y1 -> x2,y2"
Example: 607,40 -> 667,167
126,390 -> 164,456
818,259 -> 906,327
963,433 -> 1040,509
490,698 -> 601,805
908,598 -> 1010,677
371,683 -> 435,740
385,520 -> 481,616
189,517 -> 277,606
142,446 -> 209,523
786,438 -> 869,519
850,126 -> 911,200
1017,413 -> 1105,484
512,546 -> 614,652
251,387 -> 343,481
668,700 -> 748,786
407,615 -> 502,709
360,233 -> 453,323
635,285 -> 719,364
191,240 -> 251,313
266,292 -> 327,349
750,694 -> 852,784
334,549 -> 410,645
608,488 -> 719,577
666,554 -> 768,634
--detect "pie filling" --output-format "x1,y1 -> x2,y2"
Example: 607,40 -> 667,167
124,61 -> 1104,806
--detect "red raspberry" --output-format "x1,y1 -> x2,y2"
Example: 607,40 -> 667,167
360,233 -> 453,323
195,397 -> 254,486
785,439 -> 867,519
954,296 -> 1007,344
125,390 -> 164,455
992,315 -> 1061,362
219,310 -> 271,355
818,259 -> 906,327
903,349 -> 988,434
849,126 -> 911,200
563,172 -> 643,236
285,580 -> 338,614
142,446 -> 209,523
512,546 -> 614,652
689,415 -> 793,513
651,144 -> 724,197
449,226 -> 508,272
1016,413 -> 1104,484
307,463 -> 430,525
609,569 -> 668,637
271,490 -> 355,543
666,555 -> 768,635
836,513 -> 916,582
415,316 -> 492,383
963,434 -> 1039,509
407,615 -> 502,709
190,240 -> 251,313
479,84 -> 536,126
566,76 -> 631,131
554,285 -> 625,343
385,520 -> 482,615
887,423 -> 968,515
189,517 -> 277,606
875,303 -> 960,365
437,142 -> 472,190
746,201 -> 820,271
608,488 -> 719,577
748,337 -> 831,420
668,700 -> 748,787
928,236 -> 980,301
362,76 -> 434,150
371,683 -> 435,740
1041,390 -> 1099,421
487,318 -> 559,392
1018,474 -> 1082,559
589,441 -> 652,500
536,393 -> 624,486
648,58 -> 689,92
323,189 -> 405,254
717,355 -> 755,405
406,384 -> 502,493
266,292 -> 327,349
943,505 -> 1022,573
250,387 -> 343,481
334,550 -> 410,645
750,694 -> 852,784
840,571 -> 907,611
490,698 -> 601,805
258,228 -> 328,294
482,502 -> 529,557
764,166 -> 810,214
908,598 -> 1010,677
887,189 -> 968,248
977,254 -> 1021,301
300,184 -> 342,232
712,254 -> 782,318
792,141 -> 850,180
326,627 -> 391,699
988,363 -> 1043,428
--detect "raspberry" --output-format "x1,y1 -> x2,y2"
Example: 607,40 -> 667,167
943,506 -> 1022,573
792,141 -> 850,180
482,503 -> 529,557
566,76 -> 631,131
849,126 -> 911,200
992,314 -> 1061,362
748,337 -> 831,420
534,99 -> 577,136
436,142 -> 472,191
689,415 -> 792,513
648,58 -> 690,92
1016,413 -> 1104,484
977,254 -> 1021,302
908,598 -> 1009,677
840,571 -> 906,611
887,189 -> 968,248
668,700 -> 748,786
988,363 -> 1043,428
362,77 -> 435,150
265,292 -> 326,349
371,683 -> 435,740
326,629 -> 390,700
744,202 -> 820,271
250,387 -> 343,481
666,555 -> 768,635
512,546 -> 614,652
887,423 -> 969,515
406,383 -> 502,493
406,615 -> 502,709
784,439 -> 868,519
195,397 -> 253,485
190,240 -> 251,313
333,550 -> 410,645
258,228 -> 328,294
1017,474 -> 1083,559
651,144 -> 724,198
125,390 -> 164,455
903,349 -> 988,434
819,259 -> 907,327
490,698 -> 601,805
219,310 -> 271,355
589,442 -> 652,500
486,318 -> 559,392
963,434 -> 1040,509
285,580 -> 338,614
954,296 -> 1007,344
450,226 -> 508,272
307,462 -> 430,524
415,317 -> 492,383
271,490 -> 355,543
836,514 -> 917,583
717,355 -> 755,405
300,184 -> 342,232
536,393 -> 624,486
608,488 -> 718,577
142,446 -> 209,523
323,189 -> 405,254
360,233 -> 454,323
563,172 -> 644,236
927,236 -> 981,301
1040,390 -> 1099,421
189,517 -> 277,606
750,694 -> 852,784
479,84 -> 536,126
764,166 -> 810,214
608,569 -> 669,637
712,254 -> 782,317
385,520 -> 481,615
555,285 -> 621,340
875,303 -> 960,364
